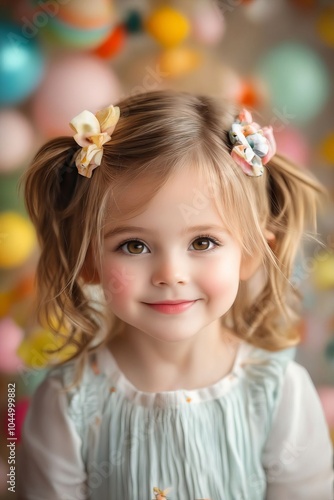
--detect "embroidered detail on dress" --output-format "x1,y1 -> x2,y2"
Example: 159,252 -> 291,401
109,386 -> 117,393
90,354 -> 100,375
185,396 -> 192,403
152,486 -> 171,499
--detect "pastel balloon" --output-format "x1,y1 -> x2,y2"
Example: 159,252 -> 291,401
244,0 -> 282,22
317,386 -> 334,427
158,47 -> 202,78
191,3 -> 225,45
18,327 -> 78,369
94,25 -> 127,59
54,0 -> 113,28
319,132 -> 334,165
0,22 -> 45,105
0,212 -> 36,269
145,6 -> 190,48
236,79 -> 264,108
312,252 -> 334,290
258,43 -> 330,124
316,7 -> 334,47
31,54 -> 121,137
0,317 -> 25,374
275,126 -> 310,167
0,109 -> 35,173
39,0 -> 114,49
0,169 -> 27,215
16,366 -> 48,396
14,398 -> 30,442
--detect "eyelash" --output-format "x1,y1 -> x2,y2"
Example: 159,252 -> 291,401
114,235 -> 223,255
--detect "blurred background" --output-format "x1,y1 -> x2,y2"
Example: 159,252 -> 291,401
0,0 -> 333,496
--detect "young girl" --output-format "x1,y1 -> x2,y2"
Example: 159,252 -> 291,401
18,90 -> 333,500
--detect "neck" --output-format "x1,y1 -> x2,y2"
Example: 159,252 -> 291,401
107,322 -> 241,392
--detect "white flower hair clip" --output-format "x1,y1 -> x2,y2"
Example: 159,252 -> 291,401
228,109 -> 276,177
69,104 -> 120,178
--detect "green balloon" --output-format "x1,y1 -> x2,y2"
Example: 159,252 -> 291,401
0,169 -> 27,215
258,43 -> 330,124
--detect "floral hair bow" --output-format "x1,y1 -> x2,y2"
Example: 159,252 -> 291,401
228,109 -> 276,177
69,104 -> 120,178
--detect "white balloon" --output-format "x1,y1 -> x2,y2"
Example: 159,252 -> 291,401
0,109 -> 35,173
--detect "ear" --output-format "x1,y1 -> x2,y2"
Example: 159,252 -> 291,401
79,247 -> 101,284
239,229 -> 276,281
264,229 -> 276,251
239,253 -> 262,281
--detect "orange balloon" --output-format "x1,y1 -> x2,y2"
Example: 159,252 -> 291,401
316,7 -> 334,47
237,80 -> 261,108
94,25 -> 127,59
158,47 -> 202,78
320,132 -> 334,165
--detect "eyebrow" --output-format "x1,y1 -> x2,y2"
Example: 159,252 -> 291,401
103,224 -> 228,239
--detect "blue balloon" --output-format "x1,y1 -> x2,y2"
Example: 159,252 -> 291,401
0,22 -> 45,105
257,43 -> 330,124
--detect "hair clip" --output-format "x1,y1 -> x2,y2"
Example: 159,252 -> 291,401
228,109 -> 276,177
69,104 -> 120,178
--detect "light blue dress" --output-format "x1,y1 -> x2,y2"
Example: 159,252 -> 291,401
18,341 -> 334,500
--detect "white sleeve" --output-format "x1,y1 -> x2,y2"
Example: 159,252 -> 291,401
262,361 -> 334,499
17,374 -> 87,500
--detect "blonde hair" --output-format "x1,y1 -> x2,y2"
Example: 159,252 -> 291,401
20,89 -> 325,382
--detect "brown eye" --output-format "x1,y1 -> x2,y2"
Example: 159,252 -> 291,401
192,238 -> 211,251
119,240 -> 148,254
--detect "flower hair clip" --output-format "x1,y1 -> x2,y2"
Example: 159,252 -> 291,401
69,104 -> 120,178
228,109 -> 276,177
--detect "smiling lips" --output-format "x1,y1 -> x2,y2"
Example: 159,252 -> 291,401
143,300 -> 198,314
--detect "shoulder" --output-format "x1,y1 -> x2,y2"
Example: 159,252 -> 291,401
238,343 -> 296,400
233,344 -> 298,432
34,351 -> 109,435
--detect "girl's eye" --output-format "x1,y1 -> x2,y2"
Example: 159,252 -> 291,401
190,237 -> 220,251
118,240 -> 149,255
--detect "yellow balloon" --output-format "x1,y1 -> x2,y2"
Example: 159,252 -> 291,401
0,212 -> 36,268
313,252 -> 334,290
158,47 -> 202,78
316,7 -> 334,48
320,132 -> 334,165
145,6 -> 190,48
18,328 -> 78,368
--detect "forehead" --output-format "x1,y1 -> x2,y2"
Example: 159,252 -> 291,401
102,164 -> 232,231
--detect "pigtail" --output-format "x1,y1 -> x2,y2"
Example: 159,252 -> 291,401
19,138 -> 105,370
234,154 -> 327,350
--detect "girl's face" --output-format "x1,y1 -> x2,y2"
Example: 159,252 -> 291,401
99,166 -> 258,343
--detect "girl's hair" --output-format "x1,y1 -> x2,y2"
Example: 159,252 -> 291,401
20,89 -> 325,378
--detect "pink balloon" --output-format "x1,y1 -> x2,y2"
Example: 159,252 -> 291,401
0,109 -> 35,173
0,317 -> 24,374
274,126 -> 310,167
31,53 -> 121,137
14,397 -> 30,443
191,3 -> 225,45
317,386 -> 334,427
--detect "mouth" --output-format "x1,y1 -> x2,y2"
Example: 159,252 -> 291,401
142,300 -> 198,314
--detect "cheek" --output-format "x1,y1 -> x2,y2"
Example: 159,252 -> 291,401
199,258 -> 241,297
101,260 -> 137,307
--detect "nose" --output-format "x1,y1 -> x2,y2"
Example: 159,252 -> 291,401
151,252 -> 188,286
